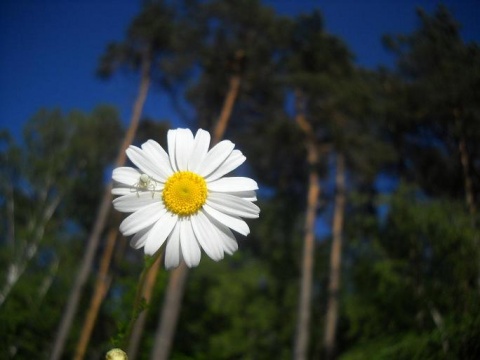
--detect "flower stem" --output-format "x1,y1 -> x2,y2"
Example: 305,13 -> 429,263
121,249 -> 163,350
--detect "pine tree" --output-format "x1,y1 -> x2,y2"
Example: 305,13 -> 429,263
384,5 -> 480,214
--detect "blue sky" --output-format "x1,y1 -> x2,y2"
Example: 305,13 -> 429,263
1,0 -> 479,141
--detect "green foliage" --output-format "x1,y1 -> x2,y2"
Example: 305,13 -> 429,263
172,257 -> 295,360
342,315 -> 480,360
384,5 -> 480,199
343,185 -> 480,358
0,106 -> 122,357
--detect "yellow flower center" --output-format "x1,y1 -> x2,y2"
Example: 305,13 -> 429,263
162,171 -> 207,216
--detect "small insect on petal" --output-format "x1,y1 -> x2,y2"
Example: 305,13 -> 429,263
131,173 -> 159,198
140,174 -> 150,186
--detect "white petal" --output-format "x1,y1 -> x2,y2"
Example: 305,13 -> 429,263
119,202 -> 165,236
112,187 -> 132,196
141,140 -> 174,180
225,190 -> 257,202
164,222 -> 181,269
130,226 -> 152,249
167,129 -> 178,172
113,192 -> 160,213
175,129 -> 194,171
144,212 -> 178,255
188,129 -> 211,172
197,140 -> 235,178
180,219 -> 201,267
206,150 -> 246,181
207,193 -> 260,219
112,167 -> 141,185
207,177 -> 258,192
206,214 -> 239,255
191,211 -> 224,261
126,146 -> 168,182
221,231 -> 239,255
203,203 -> 250,236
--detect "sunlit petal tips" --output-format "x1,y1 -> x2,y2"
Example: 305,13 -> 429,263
141,140 -> 173,179
207,177 -> 258,192
111,128 -> 260,269
198,140 -> 235,178
145,212 -> 177,255
206,149 -> 246,181
188,129 -> 211,172
206,193 -> 260,219
113,192 -> 159,213
175,128 -> 194,171
165,223 -> 181,269
167,130 -> 178,172
112,167 -> 141,185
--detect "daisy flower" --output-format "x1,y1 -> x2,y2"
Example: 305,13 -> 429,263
112,128 -> 260,269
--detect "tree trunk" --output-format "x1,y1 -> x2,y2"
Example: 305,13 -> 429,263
459,136 -> 475,215
0,194 -> 61,308
73,227 -> 117,360
214,74 -> 241,141
5,181 -> 14,247
149,262 -> 189,360
324,152 -> 346,360
293,89 -> 320,360
454,109 -> 475,215
49,50 -> 152,360
150,51 -> 243,360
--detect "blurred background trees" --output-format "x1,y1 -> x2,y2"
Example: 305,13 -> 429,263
1,1 -> 479,359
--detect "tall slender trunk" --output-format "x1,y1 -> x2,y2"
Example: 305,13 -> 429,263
459,137 -> 475,215
50,50 -> 152,360
324,152 -> 346,360
454,109 -> 475,215
5,181 -> 14,247
73,227 -> 118,360
293,89 -> 320,360
213,74 -> 241,141
149,262 -> 189,360
0,194 -> 61,308
150,51 -> 243,360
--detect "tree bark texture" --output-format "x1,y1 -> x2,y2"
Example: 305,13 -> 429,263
293,89 -> 320,360
213,74 -> 241,142
454,109 -> 475,215
0,194 -> 61,308
324,152 -> 346,360
149,262 -> 189,360
459,136 -> 475,215
74,228 -> 118,360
